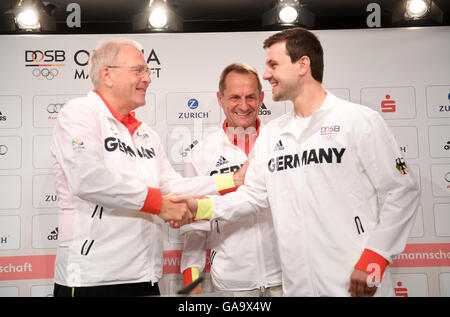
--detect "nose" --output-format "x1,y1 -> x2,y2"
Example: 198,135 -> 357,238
142,72 -> 151,85
262,67 -> 271,81
240,101 -> 250,111
239,98 -> 256,112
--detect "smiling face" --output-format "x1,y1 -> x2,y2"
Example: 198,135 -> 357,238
105,44 -> 151,113
218,71 -> 264,130
263,41 -> 302,103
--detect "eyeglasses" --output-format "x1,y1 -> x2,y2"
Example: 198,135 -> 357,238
107,64 -> 151,77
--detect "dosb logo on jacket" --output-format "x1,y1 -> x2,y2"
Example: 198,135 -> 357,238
104,137 -> 155,159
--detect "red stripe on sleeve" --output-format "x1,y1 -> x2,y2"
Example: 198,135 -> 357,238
140,187 -> 162,215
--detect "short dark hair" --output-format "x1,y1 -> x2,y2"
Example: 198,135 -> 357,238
263,27 -> 324,83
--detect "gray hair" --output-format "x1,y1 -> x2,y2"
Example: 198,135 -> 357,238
88,38 -> 144,88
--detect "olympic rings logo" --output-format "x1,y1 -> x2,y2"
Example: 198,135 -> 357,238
0,144 -> 8,155
47,103 -> 65,114
32,68 -> 59,80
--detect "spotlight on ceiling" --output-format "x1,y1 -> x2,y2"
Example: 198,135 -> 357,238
2,0 -> 56,32
406,0 -> 430,18
149,6 -> 168,29
392,0 -> 443,23
279,4 -> 298,23
262,0 -> 315,28
16,7 -> 40,30
132,0 -> 182,32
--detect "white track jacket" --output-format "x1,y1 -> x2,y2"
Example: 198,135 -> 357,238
207,92 -> 420,296
50,90 -> 228,287
180,125 -> 282,292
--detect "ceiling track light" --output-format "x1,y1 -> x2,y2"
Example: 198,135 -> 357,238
392,0 -> 443,24
406,0 -> 429,19
132,0 -> 182,32
149,6 -> 168,29
15,0 -> 41,31
262,0 -> 314,28
279,4 -> 299,24
2,0 -> 57,32
16,7 -> 40,30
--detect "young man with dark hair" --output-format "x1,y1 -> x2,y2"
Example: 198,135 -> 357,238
174,28 -> 420,297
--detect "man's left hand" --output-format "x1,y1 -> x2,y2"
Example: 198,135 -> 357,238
233,159 -> 250,187
348,268 -> 378,297
169,195 -> 198,227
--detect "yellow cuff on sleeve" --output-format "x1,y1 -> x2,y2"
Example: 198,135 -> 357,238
195,198 -> 214,220
183,267 -> 200,286
215,172 -> 237,195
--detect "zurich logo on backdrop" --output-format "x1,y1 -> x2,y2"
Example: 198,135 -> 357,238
187,98 -> 199,110
178,97 -> 209,119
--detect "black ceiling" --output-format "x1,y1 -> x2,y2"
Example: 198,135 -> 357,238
0,0 -> 449,34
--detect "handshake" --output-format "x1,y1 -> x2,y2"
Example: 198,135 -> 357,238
156,159 -> 250,228
158,194 -> 199,228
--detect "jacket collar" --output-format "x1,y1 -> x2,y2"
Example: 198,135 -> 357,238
222,118 -> 261,156
222,118 -> 261,137
90,90 -> 142,136
280,91 -> 336,140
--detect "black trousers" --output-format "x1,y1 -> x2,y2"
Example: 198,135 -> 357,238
53,282 -> 160,297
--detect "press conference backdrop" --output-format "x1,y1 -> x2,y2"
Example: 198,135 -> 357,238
0,27 -> 449,297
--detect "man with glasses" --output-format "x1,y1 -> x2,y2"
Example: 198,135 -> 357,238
50,38 -> 244,297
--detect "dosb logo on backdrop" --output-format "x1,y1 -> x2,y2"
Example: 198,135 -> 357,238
73,48 -> 161,80
25,50 -> 66,80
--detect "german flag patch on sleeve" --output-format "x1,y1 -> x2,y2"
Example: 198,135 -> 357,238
395,157 -> 409,175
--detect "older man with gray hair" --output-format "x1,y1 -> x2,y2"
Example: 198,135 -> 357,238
50,38 -> 244,297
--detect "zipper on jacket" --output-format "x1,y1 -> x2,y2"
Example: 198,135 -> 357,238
259,285 -> 265,295
210,250 -> 217,266
215,220 -> 220,234
81,239 -> 94,256
254,213 -> 267,291
354,216 -> 364,234
91,205 -> 103,219
294,138 -> 318,296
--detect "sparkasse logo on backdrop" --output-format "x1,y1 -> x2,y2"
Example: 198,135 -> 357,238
73,47 -> 162,80
25,49 -> 66,80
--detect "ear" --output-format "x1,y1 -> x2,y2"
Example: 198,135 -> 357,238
259,91 -> 264,105
216,91 -> 224,109
101,66 -> 114,88
296,56 -> 311,77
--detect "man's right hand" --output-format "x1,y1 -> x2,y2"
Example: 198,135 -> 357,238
158,194 -> 193,228
189,284 -> 204,295
169,195 -> 199,225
